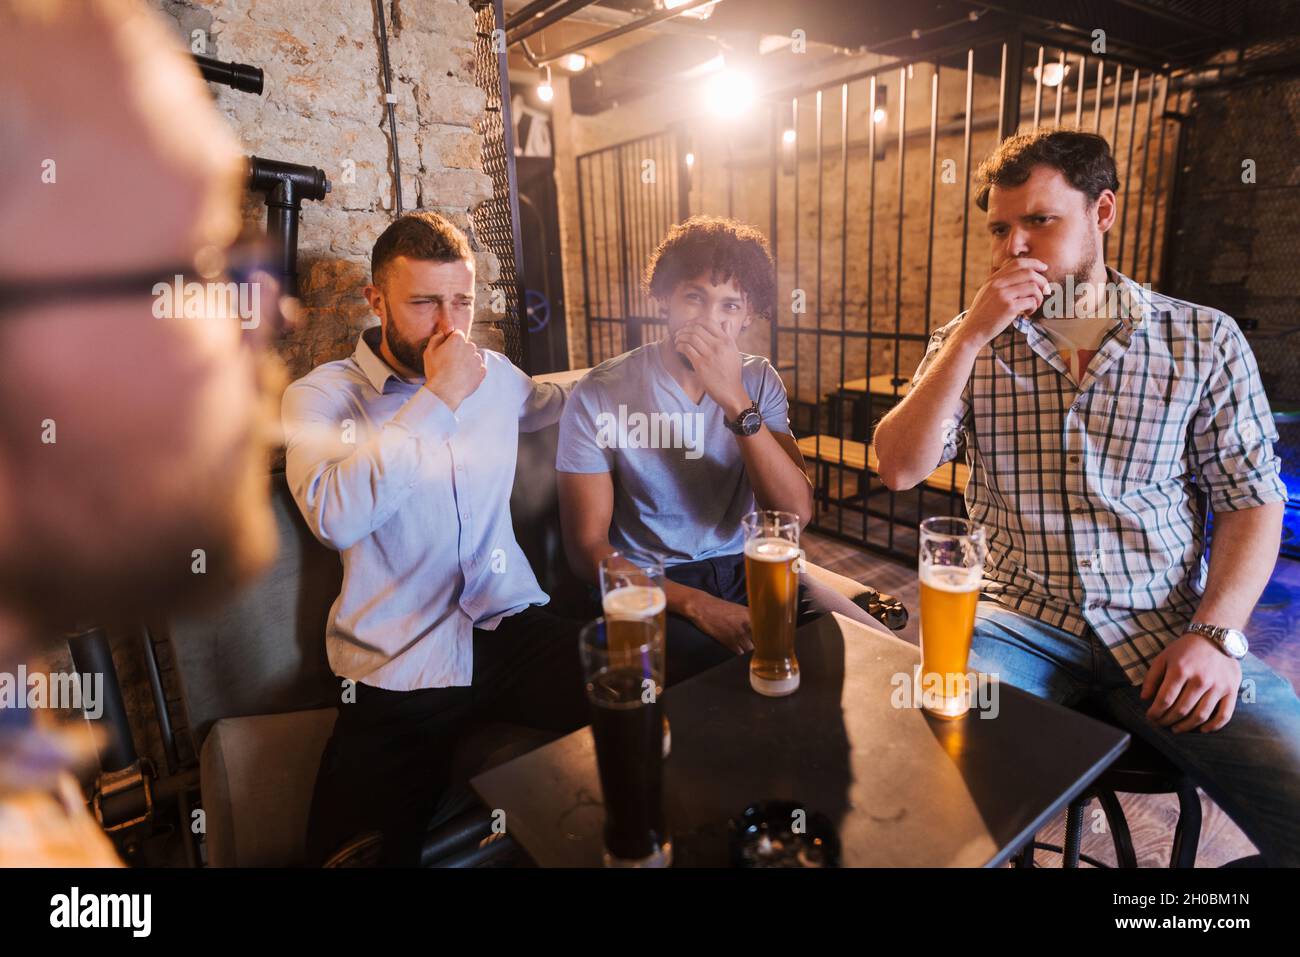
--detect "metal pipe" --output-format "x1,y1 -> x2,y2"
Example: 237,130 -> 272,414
888,64 -> 907,552
1074,53 -> 1086,128
576,155 -> 592,366
525,0 -> 723,65
837,81 -> 850,535
504,0 -> 565,32
140,626 -> 178,776
247,156 -> 331,297
506,0 -> 602,47
374,0 -> 404,214
814,87 -> 825,522
192,54 -> 263,95
1118,68 -> 1140,268
768,101 -> 779,365
958,49 -> 974,313
1132,72 -> 1158,277
1032,45 -> 1045,129
999,38 -> 1024,140
65,625 -> 136,773
1146,75 -> 1172,282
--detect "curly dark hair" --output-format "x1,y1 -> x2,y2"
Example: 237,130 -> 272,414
975,129 -> 1119,211
643,215 -> 776,320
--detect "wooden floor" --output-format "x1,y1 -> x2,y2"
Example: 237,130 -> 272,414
803,527 -> 1300,868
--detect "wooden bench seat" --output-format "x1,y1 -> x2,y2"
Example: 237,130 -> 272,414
796,434 -> 969,495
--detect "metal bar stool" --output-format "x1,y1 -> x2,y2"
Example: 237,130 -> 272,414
1014,698 -> 1202,868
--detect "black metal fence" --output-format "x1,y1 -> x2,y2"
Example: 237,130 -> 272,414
576,129 -> 689,366
769,36 -> 1185,560
570,34 -> 1187,562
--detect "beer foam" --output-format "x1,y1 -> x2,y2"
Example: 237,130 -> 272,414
920,564 -> 982,592
602,584 -> 666,619
744,537 -> 800,562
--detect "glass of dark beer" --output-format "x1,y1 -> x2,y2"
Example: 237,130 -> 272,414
579,617 -> 671,868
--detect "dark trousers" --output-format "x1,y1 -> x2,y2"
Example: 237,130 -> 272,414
305,605 -> 587,866
662,553 -> 830,687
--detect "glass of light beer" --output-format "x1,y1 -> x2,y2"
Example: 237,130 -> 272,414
918,516 -> 986,719
742,510 -> 803,697
580,617 -> 671,868
599,552 -> 669,757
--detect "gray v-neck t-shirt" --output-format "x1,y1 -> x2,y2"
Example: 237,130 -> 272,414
556,341 -> 791,566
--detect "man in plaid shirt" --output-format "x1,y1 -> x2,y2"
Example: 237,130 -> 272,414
876,129 -> 1300,864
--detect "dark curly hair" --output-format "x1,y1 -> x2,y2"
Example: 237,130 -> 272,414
975,129 -> 1119,211
643,215 -> 776,320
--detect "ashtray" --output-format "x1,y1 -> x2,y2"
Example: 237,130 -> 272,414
728,800 -> 841,868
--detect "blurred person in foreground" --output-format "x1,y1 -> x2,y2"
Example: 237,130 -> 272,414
0,0 -> 280,865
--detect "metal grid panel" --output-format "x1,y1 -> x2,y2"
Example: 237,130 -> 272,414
771,37 -> 1183,562
472,0 -> 527,367
575,130 -> 686,366
563,27 -> 1233,564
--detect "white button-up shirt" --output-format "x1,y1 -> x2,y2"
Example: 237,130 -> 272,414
282,327 -> 566,691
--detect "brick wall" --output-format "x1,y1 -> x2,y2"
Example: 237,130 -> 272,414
49,0 -> 497,791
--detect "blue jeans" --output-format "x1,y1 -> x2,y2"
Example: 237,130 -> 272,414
969,600 -> 1300,866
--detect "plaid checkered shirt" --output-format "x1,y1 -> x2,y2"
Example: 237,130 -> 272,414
911,268 -> 1288,684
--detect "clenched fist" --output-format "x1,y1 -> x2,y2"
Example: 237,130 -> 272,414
956,257 -> 1051,349
422,329 -> 485,411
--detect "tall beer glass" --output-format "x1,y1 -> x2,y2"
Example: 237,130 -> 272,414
918,516 -> 986,719
599,552 -> 669,756
742,510 -> 802,697
580,617 -> 671,868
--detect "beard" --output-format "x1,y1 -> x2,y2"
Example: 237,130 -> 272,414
385,323 -> 431,376
1030,248 -> 1098,321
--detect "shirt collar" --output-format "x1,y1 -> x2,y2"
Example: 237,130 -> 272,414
1009,265 -> 1156,338
355,325 -> 414,395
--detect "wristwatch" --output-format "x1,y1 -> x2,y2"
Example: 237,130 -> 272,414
726,402 -> 763,437
1186,622 -> 1249,660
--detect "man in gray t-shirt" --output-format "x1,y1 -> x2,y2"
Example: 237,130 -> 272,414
557,216 -> 881,684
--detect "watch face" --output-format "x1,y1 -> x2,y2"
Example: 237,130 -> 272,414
1223,629 -> 1249,658
740,411 -> 762,435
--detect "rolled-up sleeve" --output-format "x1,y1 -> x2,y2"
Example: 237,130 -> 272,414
1189,314 -> 1288,512
283,381 -> 457,550
910,319 -> 973,467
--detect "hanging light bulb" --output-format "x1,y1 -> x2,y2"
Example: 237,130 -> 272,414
563,53 -> 588,72
1033,61 -> 1069,88
704,68 -> 756,117
537,65 -> 554,103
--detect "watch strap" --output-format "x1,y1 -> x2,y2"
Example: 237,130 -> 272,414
727,403 -> 761,435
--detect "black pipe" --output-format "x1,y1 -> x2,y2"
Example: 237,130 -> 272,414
65,625 -> 137,773
193,54 -> 264,95
504,0 -> 564,33
505,0 -> 601,47
527,0 -> 722,65
247,156 -> 331,297
140,626 -> 178,776
374,0 -> 404,214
